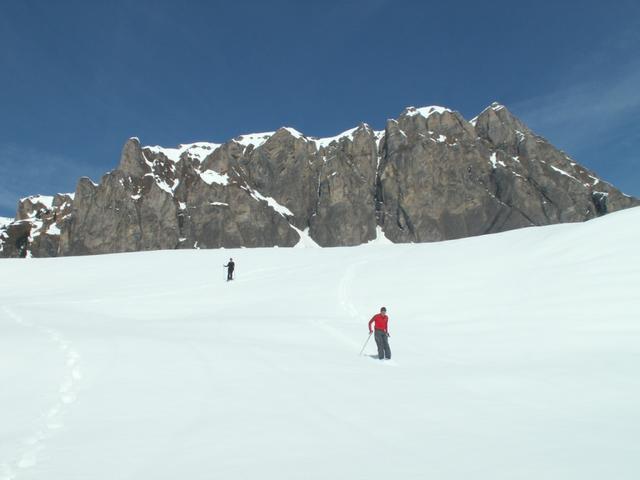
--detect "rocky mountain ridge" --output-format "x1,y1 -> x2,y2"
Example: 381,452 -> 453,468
2,102 -> 638,258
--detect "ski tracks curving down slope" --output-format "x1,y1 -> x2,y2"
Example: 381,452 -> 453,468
0,306 -> 82,480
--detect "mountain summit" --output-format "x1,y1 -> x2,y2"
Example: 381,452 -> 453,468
1,104 -> 638,257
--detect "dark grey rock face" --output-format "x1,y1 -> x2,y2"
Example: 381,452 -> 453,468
0,221 -> 31,257
58,137 -> 300,255
2,103 -> 638,258
310,125 -> 381,246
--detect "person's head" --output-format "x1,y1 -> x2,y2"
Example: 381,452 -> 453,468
380,307 -> 387,314
230,258 -> 233,261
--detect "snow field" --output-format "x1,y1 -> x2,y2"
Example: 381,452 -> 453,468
0,207 -> 639,479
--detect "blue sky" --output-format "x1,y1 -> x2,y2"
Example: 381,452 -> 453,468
1,0 -> 639,217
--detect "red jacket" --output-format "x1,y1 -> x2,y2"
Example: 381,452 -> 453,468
369,313 -> 389,333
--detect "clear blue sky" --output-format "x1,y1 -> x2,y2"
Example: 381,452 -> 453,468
1,0 -> 639,217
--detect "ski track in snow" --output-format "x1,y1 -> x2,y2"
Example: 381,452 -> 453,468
0,306 -> 82,480
335,258 -> 374,352
337,256 -> 399,365
338,260 -> 362,322
298,257 -> 368,353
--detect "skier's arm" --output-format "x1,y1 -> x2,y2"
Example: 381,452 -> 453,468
368,317 -> 375,333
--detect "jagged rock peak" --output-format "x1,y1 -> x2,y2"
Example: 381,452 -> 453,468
397,104 -> 475,140
473,102 -> 528,128
473,101 -> 532,148
4,101 -> 639,259
268,127 -> 308,143
118,137 -> 148,178
279,127 -> 306,138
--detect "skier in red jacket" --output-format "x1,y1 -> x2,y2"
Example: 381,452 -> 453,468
368,307 -> 391,360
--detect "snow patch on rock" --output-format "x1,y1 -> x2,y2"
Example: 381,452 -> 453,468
470,102 -> 507,126
374,130 -> 385,149
550,165 -> 580,183
21,195 -> 54,210
312,126 -> 360,149
145,142 -> 222,163
282,127 -> 305,139
242,186 -> 293,217
292,226 -> 320,248
233,132 -> 275,149
199,170 -> 229,186
489,152 -> 506,169
366,226 -> 394,245
46,223 -> 61,236
404,105 -> 452,118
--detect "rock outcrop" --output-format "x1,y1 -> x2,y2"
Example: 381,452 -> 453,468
1,194 -> 73,258
1,103 -> 638,258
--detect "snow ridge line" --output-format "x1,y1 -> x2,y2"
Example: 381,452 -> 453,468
0,306 -> 82,480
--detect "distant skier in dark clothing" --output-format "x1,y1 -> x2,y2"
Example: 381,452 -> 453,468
224,258 -> 235,281
368,307 -> 391,360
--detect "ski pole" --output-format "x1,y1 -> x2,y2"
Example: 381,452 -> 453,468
359,332 -> 372,356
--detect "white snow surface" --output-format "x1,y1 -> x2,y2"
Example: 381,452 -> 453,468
0,217 -> 13,229
489,152 -> 506,169
366,226 -> 394,245
310,125 -> 384,150
291,226 -> 320,249
198,169 -> 229,186
144,142 -> 222,163
374,129 -> 385,147
282,127 -> 305,139
233,132 -> 275,149
244,188 -> 293,217
45,224 -> 61,236
404,105 -> 452,118
550,165 -> 580,183
1,207 -> 640,479
311,126 -> 361,149
20,195 -> 54,209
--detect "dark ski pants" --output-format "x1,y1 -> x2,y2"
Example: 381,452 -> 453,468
227,269 -> 234,281
374,329 -> 391,359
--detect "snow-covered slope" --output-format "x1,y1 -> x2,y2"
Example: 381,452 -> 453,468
1,207 -> 639,479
